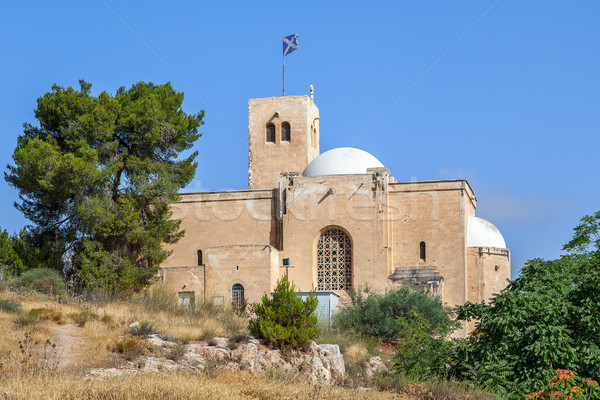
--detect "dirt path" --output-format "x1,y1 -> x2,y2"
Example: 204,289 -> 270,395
51,324 -> 83,371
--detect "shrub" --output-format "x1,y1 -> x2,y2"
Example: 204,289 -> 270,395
14,312 -> 40,327
392,311 -> 458,380
334,286 -> 453,342
29,307 -> 64,324
0,298 -> 22,314
249,276 -> 319,349
110,334 -> 153,361
68,310 -> 98,327
128,320 -> 155,337
13,268 -> 66,296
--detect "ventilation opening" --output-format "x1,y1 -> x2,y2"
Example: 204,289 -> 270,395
197,250 -> 203,265
420,241 -> 426,261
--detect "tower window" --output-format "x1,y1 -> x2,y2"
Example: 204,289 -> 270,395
266,123 -> 275,143
197,250 -> 203,265
281,122 -> 291,142
420,241 -> 426,261
232,283 -> 245,306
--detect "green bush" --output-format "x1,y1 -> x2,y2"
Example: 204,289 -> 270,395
0,298 -> 22,314
13,268 -> 66,296
392,311 -> 458,380
249,276 -> 319,349
334,286 -> 454,342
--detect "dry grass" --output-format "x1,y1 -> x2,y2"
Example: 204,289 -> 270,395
0,370 -> 404,400
0,289 -> 410,400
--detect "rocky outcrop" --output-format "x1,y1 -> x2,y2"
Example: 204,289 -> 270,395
88,335 -> 346,385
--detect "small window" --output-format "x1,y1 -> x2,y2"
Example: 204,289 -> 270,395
281,122 -> 291,142
197,250 -> 203,265
232,283 -> 245,306
266,123 -> 275,143
178,292 -> 195,309
420,241 -> 426,261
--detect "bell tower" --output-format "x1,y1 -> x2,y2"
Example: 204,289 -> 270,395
248,90 -> 320,189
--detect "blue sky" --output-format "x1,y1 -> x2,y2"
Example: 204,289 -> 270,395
1,1 -> 598,278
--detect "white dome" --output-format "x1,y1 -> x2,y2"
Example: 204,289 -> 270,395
302,147 -> 385,177
467,217 -> 506,248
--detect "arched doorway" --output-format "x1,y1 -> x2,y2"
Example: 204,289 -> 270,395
316,228 -> 352,290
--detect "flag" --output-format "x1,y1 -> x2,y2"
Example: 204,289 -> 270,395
283,34 -> 299,56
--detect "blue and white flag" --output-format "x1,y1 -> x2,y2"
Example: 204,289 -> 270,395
283,34 -> 299,56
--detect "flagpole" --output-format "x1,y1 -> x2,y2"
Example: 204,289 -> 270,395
282,52 -> 285,96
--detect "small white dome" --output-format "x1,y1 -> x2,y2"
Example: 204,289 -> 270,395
467,217 -> 506,248
302,147 -> 385,177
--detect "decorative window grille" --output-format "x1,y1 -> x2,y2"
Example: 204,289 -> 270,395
232,283 -> 245,306
266,123 -> 275,143
420,241 -> 426,261
281,122 -> 291,142
317,228 -> 352,290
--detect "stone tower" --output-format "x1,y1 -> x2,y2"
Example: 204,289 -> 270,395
248,95 -> 320,189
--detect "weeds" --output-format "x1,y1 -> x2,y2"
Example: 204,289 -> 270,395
18,332 -> 61,376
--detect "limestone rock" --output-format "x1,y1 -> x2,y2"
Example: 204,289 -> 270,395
364,356 -> 387,378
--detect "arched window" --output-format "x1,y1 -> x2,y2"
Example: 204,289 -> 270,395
281,122 -> 291,142
420,241 -> 426,261
232,283 -> 244,306
317,228 -> 352,290
266,123 -> 275,143
197,250 -> 203,265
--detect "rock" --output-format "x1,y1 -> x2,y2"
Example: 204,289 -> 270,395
364,356 -> 387,378
129,322 -> 140,328
316,344 -> 345,377
147,334 -> 174,348
189,344 -> 230,362
209,337 -> 229,348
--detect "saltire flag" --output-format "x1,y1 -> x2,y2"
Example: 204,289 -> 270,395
283,34 -> 299,56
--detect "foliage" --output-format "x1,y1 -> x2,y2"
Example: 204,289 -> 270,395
392,311 -> 458,380
563,211 -> 600,253
5,80 -> 204,291
454,222 -> 600,398
0,298 -> 22,314
334,286 -> 454,342
0,229 -> 25,276
526,369 -> 600,400
13,268 -> 66,296
249,276 -> 319,349
231,296 -> 248,317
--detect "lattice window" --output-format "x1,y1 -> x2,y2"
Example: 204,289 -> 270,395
232,283 -> 244,306
317,228 -> 352,290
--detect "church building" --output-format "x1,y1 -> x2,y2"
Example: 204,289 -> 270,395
159,89 -> 510,334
